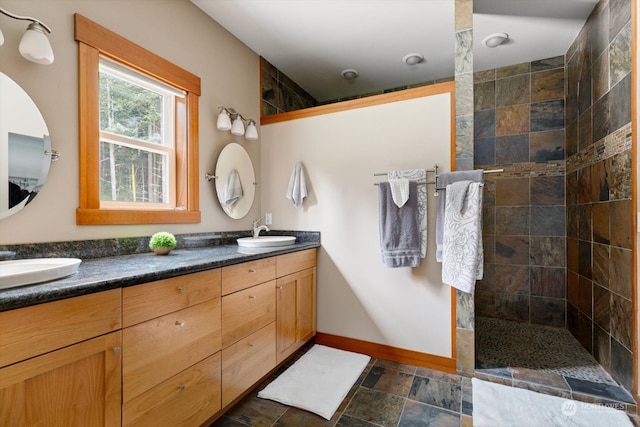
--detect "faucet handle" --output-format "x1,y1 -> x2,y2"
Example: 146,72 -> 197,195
253,217 -> 263,226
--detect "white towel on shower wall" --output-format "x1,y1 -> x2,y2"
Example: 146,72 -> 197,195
286,162 -> 308,207
389,169 -> 427,258
442,181 -> 484,293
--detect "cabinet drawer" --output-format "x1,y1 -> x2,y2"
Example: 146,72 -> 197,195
221,257 -> 276,295
123,352 -> 221,427
0,289 -> 121,368
222,280 -> 275,347
221,322 -> 275,407
276,248 -> 317,277
123,269 -> 221,327
123,298 -> 221,403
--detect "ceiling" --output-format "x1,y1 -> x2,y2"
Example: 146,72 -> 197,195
192,0 -> 599,103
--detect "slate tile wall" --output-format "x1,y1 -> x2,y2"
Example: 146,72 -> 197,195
565,0 -> 633,391
473,56 -> 567,329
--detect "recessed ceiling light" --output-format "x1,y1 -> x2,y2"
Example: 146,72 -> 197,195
341,69 -> 359,79
482,33 -> 509,48
402,53 -> 424,65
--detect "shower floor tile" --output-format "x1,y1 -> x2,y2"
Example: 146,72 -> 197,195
475,316 -> 636,413
476,316 -> 614,383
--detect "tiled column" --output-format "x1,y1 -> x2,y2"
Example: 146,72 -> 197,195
454,0 -> 475,377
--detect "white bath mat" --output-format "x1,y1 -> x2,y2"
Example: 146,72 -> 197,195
258,344 -> 370,420
472,378 -> 633,427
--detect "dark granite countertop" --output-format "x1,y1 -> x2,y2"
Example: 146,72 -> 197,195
0,237 -> 319,312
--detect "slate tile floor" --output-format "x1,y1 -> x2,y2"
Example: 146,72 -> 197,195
211,328 -> 640,427
211,351 -> 473,427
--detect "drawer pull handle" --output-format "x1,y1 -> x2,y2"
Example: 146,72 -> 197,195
249,343 -> 254,347
249,295 -> 256,300
249,269 -> 257,273
277,286 -> 283,290
177,287 -> 186,293
178,385 -> 186,391
112,347 -> 121,353
175,321 -> 185,327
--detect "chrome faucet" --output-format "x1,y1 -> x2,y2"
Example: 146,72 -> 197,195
252,217 -> 270,238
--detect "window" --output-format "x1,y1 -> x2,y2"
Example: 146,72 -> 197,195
75,14 -> 201,225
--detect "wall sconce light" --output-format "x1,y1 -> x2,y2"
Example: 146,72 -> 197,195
0,7 -> 54,65
217,107 -> 258,140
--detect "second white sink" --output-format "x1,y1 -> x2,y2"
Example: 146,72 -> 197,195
237,236 -> 296,248
0,258 -> 82,290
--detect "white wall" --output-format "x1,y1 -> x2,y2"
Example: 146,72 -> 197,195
0,0 -> 261,244
261,91 -> 453,357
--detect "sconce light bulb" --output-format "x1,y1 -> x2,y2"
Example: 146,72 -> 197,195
231,116 -> 245,136
19,22 -> 54,65
217,109 -> 232,131
245,120 -> 258,140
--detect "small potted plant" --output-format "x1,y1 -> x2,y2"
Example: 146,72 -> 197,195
149,231 -> 177,255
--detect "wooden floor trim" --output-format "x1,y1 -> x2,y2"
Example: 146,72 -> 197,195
315,333 -> 456,374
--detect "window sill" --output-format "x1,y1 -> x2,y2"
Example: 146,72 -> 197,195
76,208 -> 200,225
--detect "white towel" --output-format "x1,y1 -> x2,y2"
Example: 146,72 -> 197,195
436,170 -> 484,261
286,162 -> 308,207
442,181 -> 483,293
389,169 -> 427,258
388,178 -> 409,207
222,168 -> 243,206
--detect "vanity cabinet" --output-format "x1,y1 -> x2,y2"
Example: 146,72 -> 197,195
275,249 -> 317,363
0,289 -> 122,427
121,269 -> 222,427
0,246 -> 317,426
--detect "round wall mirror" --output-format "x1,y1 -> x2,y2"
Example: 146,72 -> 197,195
215,143 -> 255,219
0,72 -> 52,220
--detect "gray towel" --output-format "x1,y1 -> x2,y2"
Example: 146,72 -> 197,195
436,170 -> 484,262
378,181 -> 421,268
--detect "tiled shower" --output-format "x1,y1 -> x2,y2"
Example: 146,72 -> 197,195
474,0 -> 633,392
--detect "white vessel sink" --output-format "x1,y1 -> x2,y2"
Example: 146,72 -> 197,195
237,236 -> 296,248
0,258 -> 82,289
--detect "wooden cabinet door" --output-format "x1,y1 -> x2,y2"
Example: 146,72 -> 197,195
0,331 -> 122,427
276,275 -> 297,363
275,267 -> 317,363
296,267 -> 316,343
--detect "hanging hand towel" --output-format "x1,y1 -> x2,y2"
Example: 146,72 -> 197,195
436,170 -> 484,262
389,169 -> 427,258
442,181 -> 484,293
378,181 -> 421,268
286,162 -> 308,207
223,168 -> 243,206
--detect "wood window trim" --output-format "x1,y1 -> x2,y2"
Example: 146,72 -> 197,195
75,14 -> 200,225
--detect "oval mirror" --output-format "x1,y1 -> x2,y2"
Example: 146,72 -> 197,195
215,143 -> 255,219
0,72 -> 52,220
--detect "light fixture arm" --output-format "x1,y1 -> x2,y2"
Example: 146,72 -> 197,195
0,7 -> 52,34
